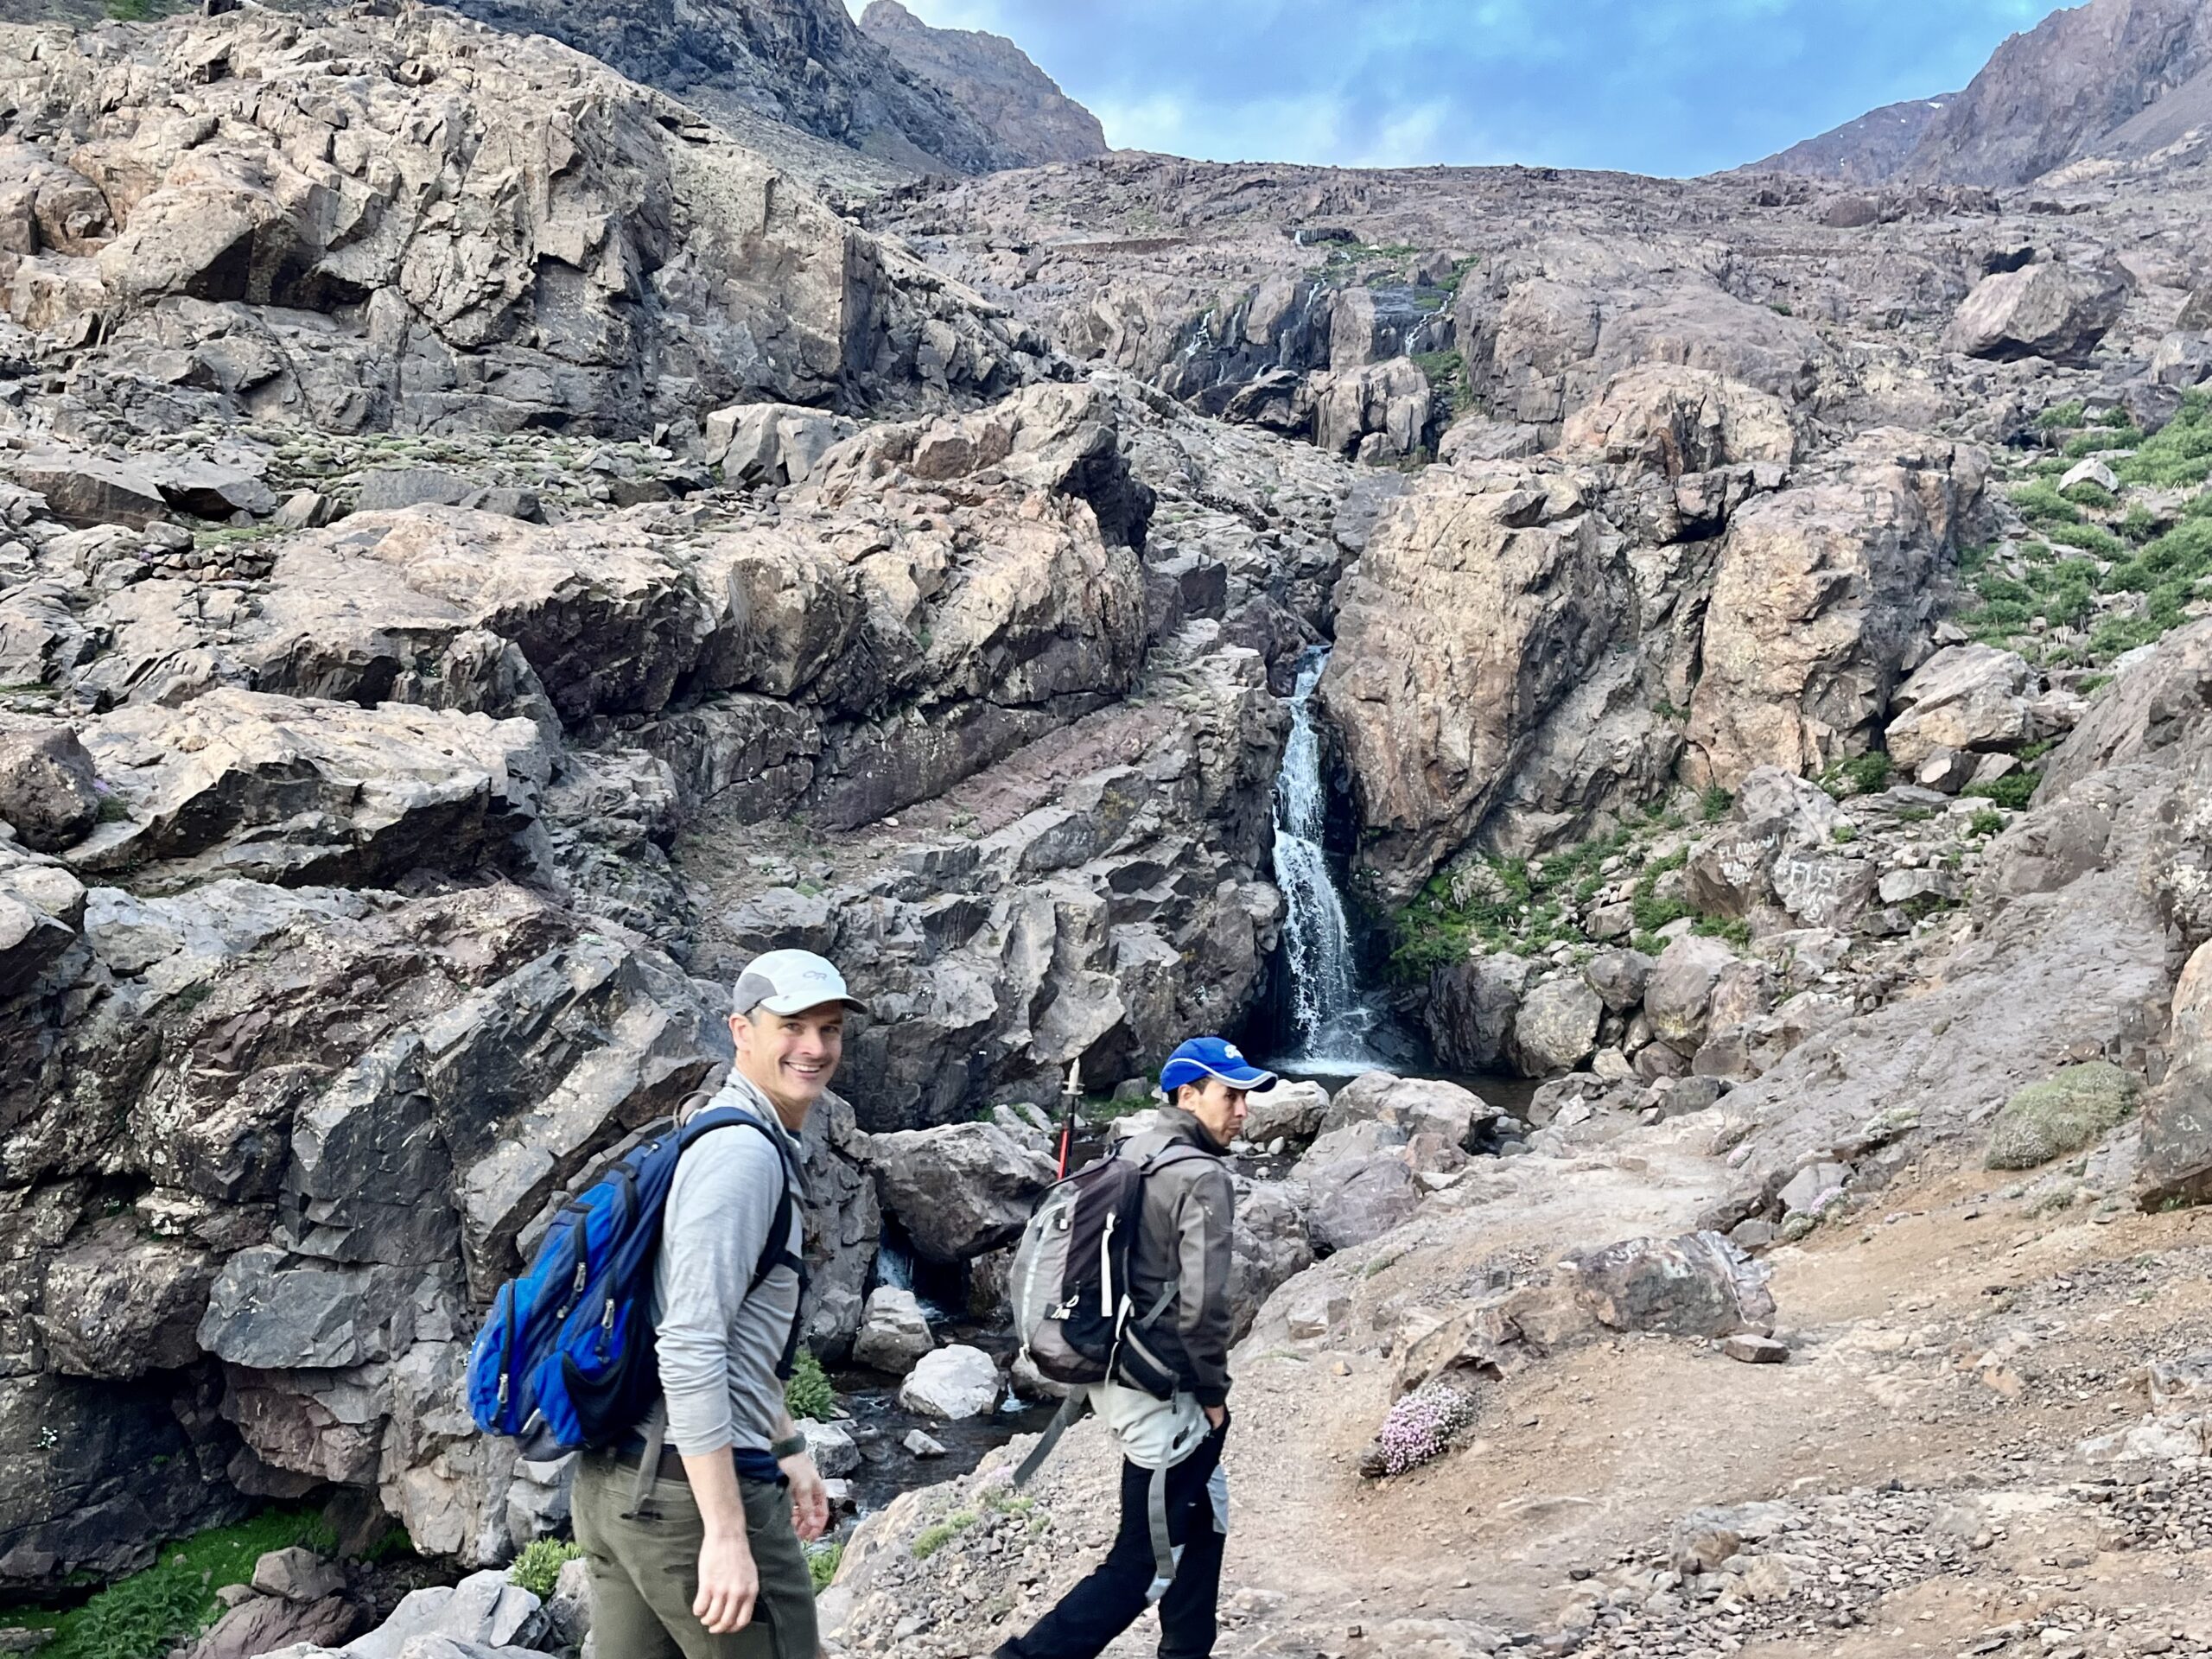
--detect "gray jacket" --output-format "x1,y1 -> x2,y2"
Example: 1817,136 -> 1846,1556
1116,1105 -> 1236,1409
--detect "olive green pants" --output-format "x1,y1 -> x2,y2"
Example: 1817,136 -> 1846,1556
570,1451 -> 819,1659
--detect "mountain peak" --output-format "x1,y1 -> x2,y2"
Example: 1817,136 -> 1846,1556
860,0 -> 1109,168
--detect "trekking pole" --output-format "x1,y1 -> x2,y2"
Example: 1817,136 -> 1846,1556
1056,1057 -> 1081,1178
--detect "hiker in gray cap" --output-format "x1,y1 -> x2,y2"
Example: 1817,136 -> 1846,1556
571,948 -> 867,1657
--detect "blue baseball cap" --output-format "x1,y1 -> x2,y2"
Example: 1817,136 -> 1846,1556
1160,1036 -> 1277,1095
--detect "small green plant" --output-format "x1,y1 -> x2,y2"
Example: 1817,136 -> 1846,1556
1968,808 -> 2005,838
1411,348 -> 1471,416
1830,823 -> 1858,844
1699,784 -> 1733,822
785,1349 -> 836,1422
508,1537 -> 582,1599
1963,771 -> 2041,811
1820,753 -> 1891,799
2114,391 -> 2212,488
2035,401 -> 2086,431
913,1509 -> 979,1560
25,1509 -> 334,1659
103,0 -> 152,16
1693,915 -> 1753,949
808,1541 -> 844,1593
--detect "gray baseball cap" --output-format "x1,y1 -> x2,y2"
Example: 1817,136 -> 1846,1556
733,948 -> 869,1017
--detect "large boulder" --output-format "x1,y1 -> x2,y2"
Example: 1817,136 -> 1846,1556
1319,1073 -> 1497,1147
1426,953 -> 1534,1071
1885,645 -> 2037,770
1300,1152 -> 1421,1255
1243,1078 -> 1327,1146
0,723 -> 101,852
851,1287 -> 934,1376
866,1122 -> 1056,1264
1689,430 -> 1986,785
1563,1230 -> 1775,1337
67,690 -> 548,890
1510,976 -> 1603,1077
2144,939 -> 2212,1206
1229,1179 -> 1313,1340
1945,264 -> 2130,366
1643,936 -> 1741,1053
1560,365 -> 1796,477
1688,766 -> 1872,931
41,1221 -> 217,1379
898,1344 -> 1001,1421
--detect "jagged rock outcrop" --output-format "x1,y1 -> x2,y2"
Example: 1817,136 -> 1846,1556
1945,264 -> 2131,365
0,6 -> 1035,443
858,2 -> 1108,168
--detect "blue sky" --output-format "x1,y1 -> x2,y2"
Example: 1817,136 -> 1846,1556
857,0 -> 2067,176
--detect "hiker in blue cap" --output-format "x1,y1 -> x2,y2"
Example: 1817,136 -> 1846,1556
995,1036 -> 1274,1659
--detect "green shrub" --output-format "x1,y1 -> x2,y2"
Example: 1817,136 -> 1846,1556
1830,823 -> 1858,844
509,1537 -> 582,1600
785,1350 -> 836,1422
2009,480 -> 2082,527
1962,771 -> 2040,810
2062,425 -> 2143,458
1699,784 -> 1733,822
1819,753 -> 1891,798
2114,391 -> 2212,487
1968,809 -> 2005,838
2120,504 -> 2164,543
2048,520 -> 2126,561
808,1541 -> 844,1594
27,1509 -> 334,1659
1985,1061 -> 2139,1169
2035,400 -> 2086,431
912,1510 -> 978,1560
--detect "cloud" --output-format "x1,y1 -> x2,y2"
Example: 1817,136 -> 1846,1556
858,0 -> 2063,175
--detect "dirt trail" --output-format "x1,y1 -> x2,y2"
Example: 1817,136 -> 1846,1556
827,1118 -> 2212,1658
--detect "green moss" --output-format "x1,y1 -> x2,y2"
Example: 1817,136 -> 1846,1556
784,1350 -> 836,1423
1984,1061 -> 2139,1169
19,1509 -> 334,1659
508,1537 -> 582,1599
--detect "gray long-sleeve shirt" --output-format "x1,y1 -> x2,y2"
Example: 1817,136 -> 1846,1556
652,1072 -> 804,1457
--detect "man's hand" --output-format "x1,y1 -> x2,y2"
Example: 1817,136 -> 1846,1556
1205,1405 -> 1227,1431
693,1525 -> 759,1635
781,1450 -> 830,1541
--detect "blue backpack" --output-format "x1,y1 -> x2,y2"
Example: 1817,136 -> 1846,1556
466,1102 -> 806,1459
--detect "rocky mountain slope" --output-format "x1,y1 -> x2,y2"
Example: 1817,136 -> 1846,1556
8,3 -> 2212,1657
859,0 -> 1108,168
1762,0 -> 2212,188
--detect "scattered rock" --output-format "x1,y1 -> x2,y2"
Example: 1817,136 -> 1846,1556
851,1287 -> 935,1376
897,1345 -> 1001,1421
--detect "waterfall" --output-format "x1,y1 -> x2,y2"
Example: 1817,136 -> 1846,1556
1270,647 -> 1379,1073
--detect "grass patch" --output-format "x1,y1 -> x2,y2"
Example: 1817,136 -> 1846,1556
1389,826 -> 1636,976
1699,784 -> 1732,822
785,1350 -> 836,1423
2062,425 -> 2144,458
1830,823 -> 1858,844
13,1509 -> 334,1659
913,1510 -> 979,1560
2114,391 -> 2212,488
808,1541 -> 844,1593
2010,480 -> 2082,528
2036,401 -> 2087,431
508,1537 -> 582,1599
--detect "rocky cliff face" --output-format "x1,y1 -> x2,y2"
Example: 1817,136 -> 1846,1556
858,0 -> 1109,168
442,0 -> 1016,176
1761,0 -> 2212,188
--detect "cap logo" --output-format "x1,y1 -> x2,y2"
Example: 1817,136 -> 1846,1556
1224,1044 -> 1243,1060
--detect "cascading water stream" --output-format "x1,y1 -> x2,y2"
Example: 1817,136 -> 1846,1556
1269,646 -> 1380,1073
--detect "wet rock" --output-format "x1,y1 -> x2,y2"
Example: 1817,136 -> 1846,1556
1427,952 -> 1534,1072
1563,1230 -> 1776,1337
866,1122 -> 1056,1264
798,1418 -> 861,1478
903,1428 -> 946,1459
897,1344 -> 1001,1421
0,724 -> 100,852
851,1287 -> 934,1376
1946,262 -> 2129,365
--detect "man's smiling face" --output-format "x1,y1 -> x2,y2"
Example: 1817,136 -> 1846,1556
730,1002 -> 845,1127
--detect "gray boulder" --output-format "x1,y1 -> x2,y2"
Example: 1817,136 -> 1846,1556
353,469 -> 480,513
1582,948 -> 1654,1014
1885,644 -> 2035,770
1564,1230 -> 1775,1337
0,723 -> 100,851
866,1121 -> 1057,1263
1510,976 -> 1603,1077
1425,952 -> 1533,1071
1643,936 -> 1741,1052
703,403 -> 856,487
1945,263 -> 2128,366
253,1548 -> 346,1604
9,449 -> 170,529
179,1593 -> 359,1659
1229,1179 -> 1313,1340
1319,1072 -> 1495,1147
342,1570 -> 545,1659
1301,1153 -> 1421,1255
898,1344 -> 1001,1421
850,1287 -> 934,1376
1243,1077 -> 1327,1145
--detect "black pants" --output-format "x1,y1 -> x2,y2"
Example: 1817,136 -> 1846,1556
1001,1426 -> 1227,1659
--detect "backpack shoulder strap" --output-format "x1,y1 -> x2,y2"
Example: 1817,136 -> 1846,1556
676,1103 -> 810,1379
